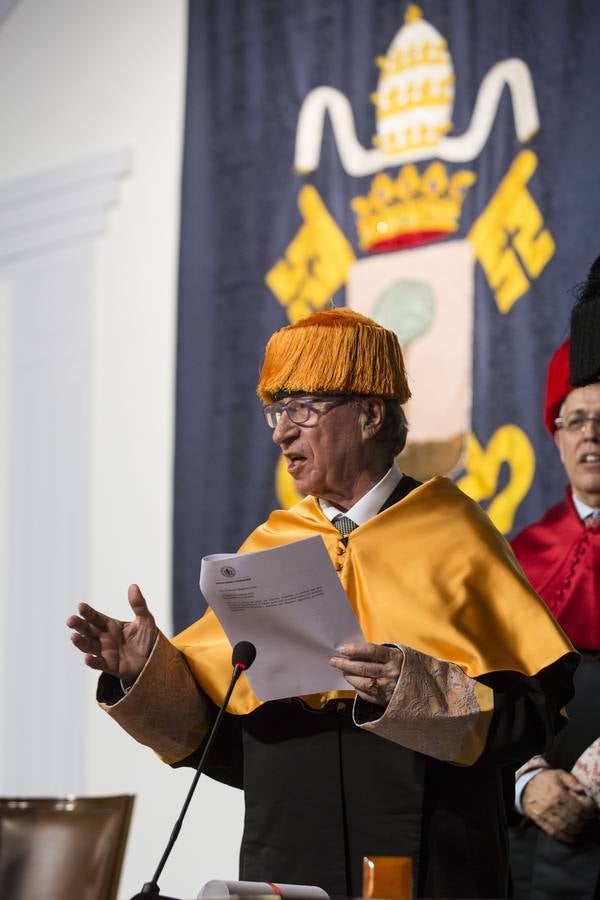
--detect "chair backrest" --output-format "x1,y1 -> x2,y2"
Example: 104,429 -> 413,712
0,794 -> 134,900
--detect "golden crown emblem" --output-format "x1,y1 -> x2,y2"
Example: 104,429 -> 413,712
351,161 -> 476,252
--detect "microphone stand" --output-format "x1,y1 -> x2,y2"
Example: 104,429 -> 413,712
130,651 -> 253,900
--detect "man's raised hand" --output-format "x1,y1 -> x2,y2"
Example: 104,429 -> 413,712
66,584 -> 158,685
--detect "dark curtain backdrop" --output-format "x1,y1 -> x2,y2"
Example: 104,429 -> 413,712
173,0 -> 600,632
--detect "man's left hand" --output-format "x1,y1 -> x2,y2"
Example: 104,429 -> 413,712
329,641 -> 402,706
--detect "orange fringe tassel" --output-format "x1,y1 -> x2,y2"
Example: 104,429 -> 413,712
257,308 -> 410,404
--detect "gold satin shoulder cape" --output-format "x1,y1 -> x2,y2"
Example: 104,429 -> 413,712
172,477 -> 574,715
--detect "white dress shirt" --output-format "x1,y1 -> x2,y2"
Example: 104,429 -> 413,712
318,465 -> 403,524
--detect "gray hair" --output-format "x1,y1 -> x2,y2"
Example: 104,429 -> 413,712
374,398 -> 409,463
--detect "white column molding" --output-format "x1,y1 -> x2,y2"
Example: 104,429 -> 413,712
0,151 -> 130,795
0,149 -> 131,263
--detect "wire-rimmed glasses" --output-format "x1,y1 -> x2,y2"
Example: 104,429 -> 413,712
263,395 -> 350,429
554,414 -> 600,433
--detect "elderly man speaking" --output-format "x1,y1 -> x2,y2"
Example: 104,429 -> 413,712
68,308 -> 575,899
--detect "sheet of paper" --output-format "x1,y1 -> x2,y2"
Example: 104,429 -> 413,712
199,535 -> 364,701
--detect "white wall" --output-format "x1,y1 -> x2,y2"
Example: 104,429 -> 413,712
0,2 -> 244,897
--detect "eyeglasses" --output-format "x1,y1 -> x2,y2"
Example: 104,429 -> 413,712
263,395 -> 350,429
554,414 -> 600,433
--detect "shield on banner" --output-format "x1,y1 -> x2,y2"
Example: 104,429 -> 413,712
347,239 -> 474,480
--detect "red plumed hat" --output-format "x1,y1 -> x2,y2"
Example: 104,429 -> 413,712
544,339 -> 573,434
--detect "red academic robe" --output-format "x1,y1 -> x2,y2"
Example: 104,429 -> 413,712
511,489 -> 600,651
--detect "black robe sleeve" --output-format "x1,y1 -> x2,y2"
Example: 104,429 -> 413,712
475,653 -> 578,769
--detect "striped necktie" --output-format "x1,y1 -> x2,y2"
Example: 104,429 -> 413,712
334,514 -> 358,536
585,512 -> 600,528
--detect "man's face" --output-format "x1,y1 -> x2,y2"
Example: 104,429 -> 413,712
270,395 -> 385,509
554,383 -> 600,506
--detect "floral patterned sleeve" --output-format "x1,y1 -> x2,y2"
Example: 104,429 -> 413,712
353,645 -> 494,766
97,630 -> 211,765
572,738 -> 600,807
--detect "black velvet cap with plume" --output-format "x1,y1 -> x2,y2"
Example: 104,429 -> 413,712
570,253 -> 600,386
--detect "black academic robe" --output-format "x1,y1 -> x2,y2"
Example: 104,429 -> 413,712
510,656 -> 600,900
173,660 -> 573,899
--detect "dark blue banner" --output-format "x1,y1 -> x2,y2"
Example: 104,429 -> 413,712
174,0 -> 600,631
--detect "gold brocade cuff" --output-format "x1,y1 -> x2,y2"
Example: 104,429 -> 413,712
353,645 -> 494,765
98,631 -> 211,765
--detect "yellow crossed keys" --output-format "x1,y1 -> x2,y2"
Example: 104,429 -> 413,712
265,185 -> 356,323
457,425 -> 535,533
469,150 -> 555,314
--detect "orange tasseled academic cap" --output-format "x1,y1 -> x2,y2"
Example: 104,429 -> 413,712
257,307 -> 410,404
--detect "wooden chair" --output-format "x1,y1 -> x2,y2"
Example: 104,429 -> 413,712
0,794 -> 134,900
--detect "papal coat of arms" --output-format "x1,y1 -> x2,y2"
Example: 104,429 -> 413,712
264,5 -> 553,534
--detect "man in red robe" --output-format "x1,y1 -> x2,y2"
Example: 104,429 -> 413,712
510,337 -> 600,899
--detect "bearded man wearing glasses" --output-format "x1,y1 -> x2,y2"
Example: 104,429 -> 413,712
68,308 -> 575,899
510,336 -> 600,900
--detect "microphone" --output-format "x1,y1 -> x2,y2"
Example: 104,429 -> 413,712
231,640 -> 256,670
131,641 -> 257,899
